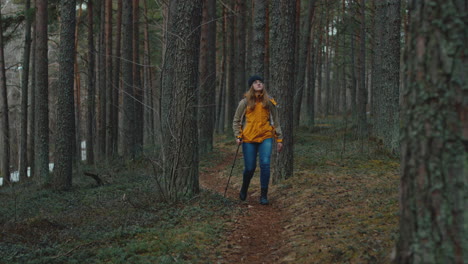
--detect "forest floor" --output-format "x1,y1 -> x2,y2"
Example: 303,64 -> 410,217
0,120 -> 400,263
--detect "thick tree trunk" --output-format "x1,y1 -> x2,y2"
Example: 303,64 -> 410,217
199,0 -> 217,155
54,0 -> 76,190
270,0 -> 295,182
160,0 -> 202,201
34,0 -> 50,183
396,1 -> 467,263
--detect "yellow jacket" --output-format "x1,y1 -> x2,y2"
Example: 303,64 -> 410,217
232,98 -> 283,143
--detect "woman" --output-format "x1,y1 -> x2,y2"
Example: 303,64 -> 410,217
232,75 -> 283,205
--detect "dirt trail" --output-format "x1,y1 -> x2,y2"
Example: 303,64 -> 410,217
200,147 -> 289,264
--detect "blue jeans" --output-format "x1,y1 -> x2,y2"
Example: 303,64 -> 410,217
242,138 -> 273,189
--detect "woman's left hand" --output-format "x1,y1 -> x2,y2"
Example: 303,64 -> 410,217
277,142 -> 283,153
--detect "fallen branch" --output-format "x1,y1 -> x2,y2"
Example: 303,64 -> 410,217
83,172 -> 104,186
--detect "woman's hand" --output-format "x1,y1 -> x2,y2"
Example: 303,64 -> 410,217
277,142 -> 283,153
236,138 -> 242,146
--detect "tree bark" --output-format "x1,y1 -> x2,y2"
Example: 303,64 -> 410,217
160,0 -> 202,201
112,0 -> 122,155
121,0 -> 135,158
143,0 -> 154,146
86,0 -> 95,164
34,0 -> 50,183
104,0 -> 114,156
396,1 -> 467,262
19,0 -> 33,180
293,0 -> 316,127
270,0 -> 295,182
357,0 -> 368,140
379,0 -> 400,154
251,0 -> 266,76
225,0 -> 236,137
235,0 -> 246,99
28,4 -> 37,177
97,0 -> 106,159
133,0 -> 144,153
54,0 -> 76,190
199,0 -> 217,155
0,3 -> 10,183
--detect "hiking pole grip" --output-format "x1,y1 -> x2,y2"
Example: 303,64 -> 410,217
224,143 -> 241,197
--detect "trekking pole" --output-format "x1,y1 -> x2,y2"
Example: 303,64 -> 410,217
224,143 -> 241,197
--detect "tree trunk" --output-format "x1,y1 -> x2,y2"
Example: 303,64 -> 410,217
235,0 -> 245,99
324,4 -> 331,117
19,0 -> 33,180
199,0 -> 217,155
270,0 -> 295,182
251,0 -> 266,76
379,0 -> 400,154
293,0 -> 316,127
372,0 -> 383,141
215,6 -> 227,134
121,0 -> 135,158
225,0 -> 236,136
35,0 -> 50,183
143,0 -> 154,146
339,0 -> 346,115
396,1 -> 467,262
54,0 -> 76,190
28,6 -> 37,177
264,3 -> 269,86
86,0 -> 95,164
305,27 -> 315,128
0,4 -> 10,183
104,0 -> 113,156
133,0 -> 143,153
349,2 -> 357,120
357,0 -> 368,140
112,0 -> 122,155
160,0 -> 202,201
97,0 -> 106,159
316,22 -> 323,117
73,2 -> 82,160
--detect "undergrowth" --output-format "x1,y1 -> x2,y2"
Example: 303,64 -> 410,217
0,120 -> 400,264
276,121 -> 400,263
0,148 -> 237,264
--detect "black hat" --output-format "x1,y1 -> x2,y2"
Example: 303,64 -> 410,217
248,75 -> 264,87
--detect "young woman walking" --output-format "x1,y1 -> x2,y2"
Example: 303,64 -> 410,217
232,75 -> 283,205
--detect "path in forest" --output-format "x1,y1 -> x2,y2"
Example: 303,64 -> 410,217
200,146 -> 290,264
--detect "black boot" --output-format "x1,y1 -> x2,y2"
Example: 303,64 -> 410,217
260,188 -> 269,205
239,180 -> 250,201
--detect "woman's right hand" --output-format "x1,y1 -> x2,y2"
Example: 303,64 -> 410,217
236,138 -> 242,145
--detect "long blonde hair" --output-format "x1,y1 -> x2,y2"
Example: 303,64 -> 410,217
244,86 -> 271,111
